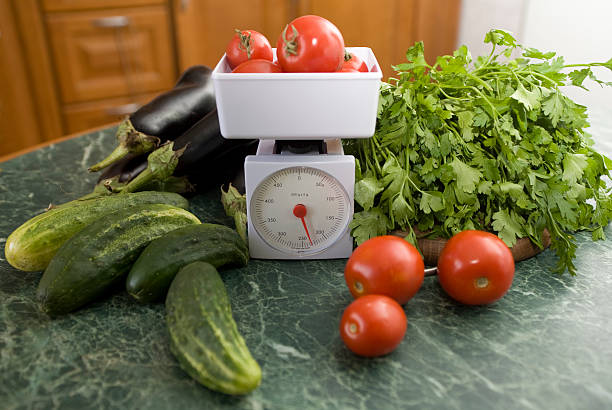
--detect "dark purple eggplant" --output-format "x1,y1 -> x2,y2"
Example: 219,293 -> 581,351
118,109 -> 257,194
89,65 -> 216,172
130,65 -> 216,139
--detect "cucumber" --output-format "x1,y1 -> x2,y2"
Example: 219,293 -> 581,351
37,203 -> 200,315
126,223 -> 248,303
5,191 -> 190,272
166,261 -> 261,395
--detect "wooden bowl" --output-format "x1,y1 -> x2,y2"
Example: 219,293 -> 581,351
390,229 -> 551,267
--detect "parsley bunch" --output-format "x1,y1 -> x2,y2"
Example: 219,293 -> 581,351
345,29 -> 612,275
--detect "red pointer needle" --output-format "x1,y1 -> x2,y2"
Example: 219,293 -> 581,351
293,203 -> 313,245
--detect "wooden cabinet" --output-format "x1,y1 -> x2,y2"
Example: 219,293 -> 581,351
0,0 -> 461,158
0,0 -> 177,158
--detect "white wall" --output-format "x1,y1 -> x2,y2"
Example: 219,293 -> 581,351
457,0 -> 612,154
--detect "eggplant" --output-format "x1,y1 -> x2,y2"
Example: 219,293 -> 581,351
89,65 -> 216,172
130,65 -> 216,139
117,109 -> 257,194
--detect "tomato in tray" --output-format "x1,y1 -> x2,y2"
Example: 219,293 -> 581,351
437,230 -> 515,305
340,294 -> 407,357
344,235 -> 425,305
341,51 -> 368,72
226,29 -> 273,69
232,59 -> 283,73
276,15 -> 345,72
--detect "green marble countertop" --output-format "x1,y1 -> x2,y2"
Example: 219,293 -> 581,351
1,128 -> 611,410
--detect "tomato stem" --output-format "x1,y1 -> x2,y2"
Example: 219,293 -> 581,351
344,49 -> 352,62
235,29 -> 253,59
353,280 -> 364,293
281,24 -> 299,56
475,277 -> 489,288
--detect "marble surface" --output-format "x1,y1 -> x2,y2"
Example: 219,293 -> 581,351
1,128 -> 612,410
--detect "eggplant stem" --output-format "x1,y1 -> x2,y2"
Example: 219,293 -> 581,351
114,142 -> 184,194
118,167 -> 155,193
89,118 -> 160,172
221,183 -> 248,243
88,145 -> 131,172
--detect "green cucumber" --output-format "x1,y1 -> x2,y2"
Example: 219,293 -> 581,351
5,191 -> 189,272
166,261 -> 261,395
37,204 -> 200,315
126,223 -> 248,303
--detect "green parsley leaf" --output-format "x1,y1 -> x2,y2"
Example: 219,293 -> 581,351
419,191 -> 445,214
562,153 -> 588,184
354,176 -> 384,211
492,209 -> 525,247
511,83 -> 542,111
449,158 -> 482,193
349,209 -> 390,245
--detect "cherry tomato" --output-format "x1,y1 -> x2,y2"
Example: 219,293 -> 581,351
340,295 -> 407,357
437,230 -> 515,305
276,15 -> 345,72
344,235 -> 424,305
226,29 -> 273,69
341,51 -> 368,72
232,59 -> 283,73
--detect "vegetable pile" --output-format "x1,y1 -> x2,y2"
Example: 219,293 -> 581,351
344,29 -> 612,275
5,192 -> 259,395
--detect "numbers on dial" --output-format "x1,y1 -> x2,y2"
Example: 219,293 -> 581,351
250,166 -> 351,255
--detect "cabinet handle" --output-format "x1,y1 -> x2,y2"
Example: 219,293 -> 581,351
106,103 -> 140,116
92,16 -> 130,28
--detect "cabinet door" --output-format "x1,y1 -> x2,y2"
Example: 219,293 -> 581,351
172,0 -> 293,71
47,6 -> 176,103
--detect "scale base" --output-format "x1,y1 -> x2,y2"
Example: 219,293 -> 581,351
245,139 -> 354,260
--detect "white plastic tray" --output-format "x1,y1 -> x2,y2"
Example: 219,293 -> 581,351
212,47 -> 382,139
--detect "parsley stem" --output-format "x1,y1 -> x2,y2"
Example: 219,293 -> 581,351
372,136 -> 388,161
563,62 -> 611,68
467,73 -> 494,92
369,138 -> 383,175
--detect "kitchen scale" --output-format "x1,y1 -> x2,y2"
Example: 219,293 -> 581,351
244,138 -> 354,259
212,47 -> 382,259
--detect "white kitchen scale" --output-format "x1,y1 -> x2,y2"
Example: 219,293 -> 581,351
244,138 -> 354,259
212,47 -> 382,260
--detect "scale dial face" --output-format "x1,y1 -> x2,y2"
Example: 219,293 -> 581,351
250,166 -> 352,256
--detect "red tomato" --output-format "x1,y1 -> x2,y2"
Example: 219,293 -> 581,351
340,295 -> 407,357
344,235 -> 424,305
341,51 -> 368,72
225,29 -> 273,69
276,15 -> 345,72
232,59 -> 283,73
337,67 -> 359,73
437,230 -> 515,305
